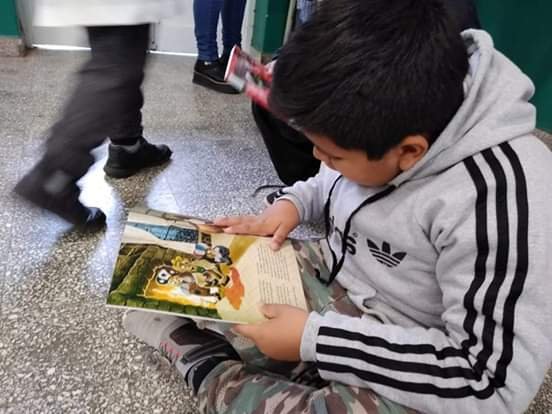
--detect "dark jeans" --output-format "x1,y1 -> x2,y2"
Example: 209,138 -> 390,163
193,0 -> 247,62
43,24 -> 149,179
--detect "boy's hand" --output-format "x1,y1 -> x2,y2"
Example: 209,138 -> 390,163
213,200 -> 300,251
233,304 -> 309,361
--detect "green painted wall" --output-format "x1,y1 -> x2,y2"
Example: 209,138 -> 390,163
252,0 -> 290,54
0,0 -> 20,36
476,0 -> 552,131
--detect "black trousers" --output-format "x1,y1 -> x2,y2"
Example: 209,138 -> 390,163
252,102 -> 320,186
42,24 -> 150,179
253,0 -> 481,186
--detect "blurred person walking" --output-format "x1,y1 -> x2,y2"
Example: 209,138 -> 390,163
14,0 -> 185,229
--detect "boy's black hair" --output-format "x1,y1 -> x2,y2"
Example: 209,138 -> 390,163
270,0 -> 470,159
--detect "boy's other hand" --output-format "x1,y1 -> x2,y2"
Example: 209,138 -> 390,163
213,200 -> 300,251
233,304 -> 308,361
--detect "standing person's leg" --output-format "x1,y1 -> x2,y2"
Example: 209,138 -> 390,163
100,25 -> 172,179
193,0 -> 223,62
192,0 -> 238,93
13,25 -> 128,228
14,24 -> 171,227
104,24 -> 149,145
220,0 -> 247,63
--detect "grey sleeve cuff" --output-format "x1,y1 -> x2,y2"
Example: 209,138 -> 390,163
300,312 -> 323,362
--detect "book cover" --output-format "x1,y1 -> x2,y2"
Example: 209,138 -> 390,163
107,208 -> 308,324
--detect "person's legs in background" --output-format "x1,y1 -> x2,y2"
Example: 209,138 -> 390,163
100,25 -> 172,179
14,24 -> 172,228
192,0 -> 240,94
193,0 -> 223,63
220,0 -> 247,65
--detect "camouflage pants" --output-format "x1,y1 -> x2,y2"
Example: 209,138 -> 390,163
197,240 -> 417,414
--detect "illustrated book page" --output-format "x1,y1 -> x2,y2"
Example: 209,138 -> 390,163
107,208 -> 308,324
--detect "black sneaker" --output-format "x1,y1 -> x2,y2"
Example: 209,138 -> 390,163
104,137 -> 172,179
192,59 -> 240,95
14,167 -> 106,229
264,189 -> 287,206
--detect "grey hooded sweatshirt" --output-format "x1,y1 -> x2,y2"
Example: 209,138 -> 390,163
281,30 -> 552,414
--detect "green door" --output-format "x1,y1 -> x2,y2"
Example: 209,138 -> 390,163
476,0 -> 552,131
251,0 -> 291,55
0,0 -> 20,36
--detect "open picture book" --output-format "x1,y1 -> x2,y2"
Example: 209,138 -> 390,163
107,208 -> 308,324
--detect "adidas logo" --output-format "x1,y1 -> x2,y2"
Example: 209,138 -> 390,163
367,239 -> 406,268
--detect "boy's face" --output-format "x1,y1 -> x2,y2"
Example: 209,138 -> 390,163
306,132 -> 428,187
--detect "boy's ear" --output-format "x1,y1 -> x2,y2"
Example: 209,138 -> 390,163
397,135 -> 429,172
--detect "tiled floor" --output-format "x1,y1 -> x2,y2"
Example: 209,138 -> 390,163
0,49 -> 551,413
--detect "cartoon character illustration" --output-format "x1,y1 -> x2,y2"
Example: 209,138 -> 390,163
212,246 -> 232,265
193,243 -> 233,265
154,266 -> 176,285
152,264 -> 230,305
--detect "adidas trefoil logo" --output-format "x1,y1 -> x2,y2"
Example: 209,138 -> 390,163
367,239 -> 406,268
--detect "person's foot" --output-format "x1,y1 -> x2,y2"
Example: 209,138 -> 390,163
219,52 -> 231,70
14,167 -> 106,229
104,137 -> 172,179
193,59 -> 240,95
123,311 -> 240,393
264,188 -> 287,206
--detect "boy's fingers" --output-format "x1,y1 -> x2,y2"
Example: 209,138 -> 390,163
233,323 -> 258,340
212,216 -> 231,226
260,304 -> 280,319
270,223 -> 292,250
213,216 -> 252,227
224,222 -> 254,235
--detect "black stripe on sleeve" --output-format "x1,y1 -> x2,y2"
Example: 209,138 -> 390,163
319,326 -> 466,358
495,142 -> 530,386
462,156 -> 490,353
317,361 -> 495,399
316,343 -> 478,379
472,149 -> 510,375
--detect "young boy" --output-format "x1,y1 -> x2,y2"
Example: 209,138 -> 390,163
123,0 -> 552,413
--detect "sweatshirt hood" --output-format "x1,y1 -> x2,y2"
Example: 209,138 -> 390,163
391,30 -> 536,186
